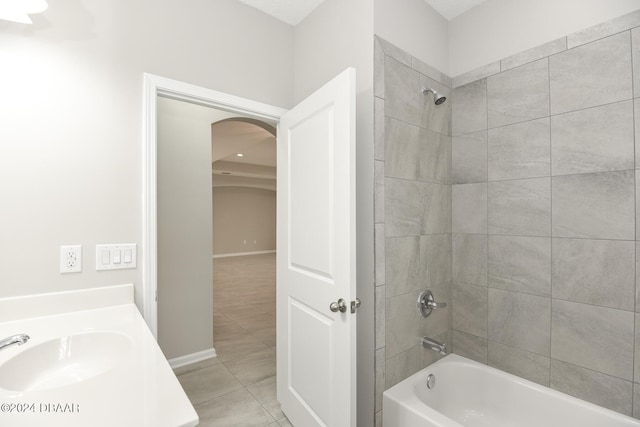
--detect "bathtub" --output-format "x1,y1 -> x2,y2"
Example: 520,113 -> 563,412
383,354 -> 640,427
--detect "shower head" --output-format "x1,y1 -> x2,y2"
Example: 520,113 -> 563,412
422,87 -> 447,105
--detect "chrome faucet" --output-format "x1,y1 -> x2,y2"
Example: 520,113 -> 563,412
0,334 -> 30,351
422,336 -> 447,355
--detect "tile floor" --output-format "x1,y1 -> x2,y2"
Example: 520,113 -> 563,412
175,253 -> 291,426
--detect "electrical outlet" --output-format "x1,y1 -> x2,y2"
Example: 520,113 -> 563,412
60,245 -> 82,273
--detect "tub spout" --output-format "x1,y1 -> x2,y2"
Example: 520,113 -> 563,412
422,337 -> 446,355
0,334 -> 29,352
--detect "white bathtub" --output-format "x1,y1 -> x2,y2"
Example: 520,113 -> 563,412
383,354 -> 640,427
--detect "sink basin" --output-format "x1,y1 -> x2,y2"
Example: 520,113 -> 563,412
0,331 -> 133,392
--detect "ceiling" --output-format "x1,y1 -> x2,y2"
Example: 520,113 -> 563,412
236,0 -> 488,25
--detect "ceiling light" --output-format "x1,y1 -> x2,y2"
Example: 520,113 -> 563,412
0,0 -> 48,24
236,153 -> 244,157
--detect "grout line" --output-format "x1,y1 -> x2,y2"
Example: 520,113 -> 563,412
548,54 -> 554,365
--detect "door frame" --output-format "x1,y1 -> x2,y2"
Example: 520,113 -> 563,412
141,73 -> 287,337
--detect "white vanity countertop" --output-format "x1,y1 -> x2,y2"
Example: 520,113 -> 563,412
0,286 -> 198,427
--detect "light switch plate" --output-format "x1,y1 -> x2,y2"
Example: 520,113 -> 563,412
96,244 -> 137,271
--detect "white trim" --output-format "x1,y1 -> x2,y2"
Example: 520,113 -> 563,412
168,348 -> 217,369
142,73 -> 287,339
212,250 -> 276,259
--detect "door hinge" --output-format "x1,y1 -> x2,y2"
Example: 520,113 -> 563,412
350,298 -> 361,314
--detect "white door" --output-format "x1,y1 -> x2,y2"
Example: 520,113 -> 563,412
276,68 -> 357,427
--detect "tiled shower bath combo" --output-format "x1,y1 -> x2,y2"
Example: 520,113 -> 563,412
374,9 -> 640,425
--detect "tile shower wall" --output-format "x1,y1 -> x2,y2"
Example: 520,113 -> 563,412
373,36 -> 452,425
451,11 -> 640,418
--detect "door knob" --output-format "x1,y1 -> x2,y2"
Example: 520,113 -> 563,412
330,298 -> 347,313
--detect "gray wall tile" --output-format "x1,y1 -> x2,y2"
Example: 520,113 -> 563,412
488,117 -> 551,181
551,100 -> 634,175
636,314 -> 640,382
488,178 -> 551,236
385,236 -> 426,297
426,234 -> 452,287
488,341 -> 550,386
384,56 -> 422,126
633,28 -> 640,99
385,292 -> 423,358
636,383 -> 640,420
374,97 -> 384,160
452,61 -> 500,88
452,131 -> 487,184
567,9 -> 640,49
552,171 -> 635,240
488,235 -> 551,297
377,36 -> 412,67
452,183 -> 487,234
487,59 -> 550,128
552,238 -> 635,310
453,282 -> 488,338
488,288 -> 551,355
374,38 -> 385,99
385,117 -> 450,183
385,346 -> 419,389
385,179 -> 450,237
550,32 -> 632,115
412,56 -> 446,86
637,243 -> 640,313
452,79 -> 487,136
551,299 -> 634,380
501,37 -> 567,71
375,161 -> 385,223
453,234 -> 487,286
375,286 -> 386,350
635,98 -> 640,170
375,223 -> 385,286
452,330 -> 488,364
375,347 -> 385,412
551,359 -> 633,416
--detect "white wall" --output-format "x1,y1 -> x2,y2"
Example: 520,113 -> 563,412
0,0 -> 293,306
450,0 -> 640,76
374,0 -> 449,74
157,101 -> 214,360
294,0 -> 375,425
212,187 -> 276,255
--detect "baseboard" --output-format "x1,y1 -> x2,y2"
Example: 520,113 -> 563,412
168,348 -> 217,369
212,250 -> 276,259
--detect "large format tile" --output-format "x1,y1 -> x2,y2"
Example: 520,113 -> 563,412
452,130 -> 487,184
488,117 -> 550,181
550,32 -> 632,115
419,74 -> 452,135
224,348 -> 276,386
488,289 -> 550,355
374,97 -> 384,160
214,333 -> 271,362
425,234 -> 452,287
552,238 -> 635,310
385,236 -> 426,297
488,341 -> 550,386
375,223 -> 385,286
552,170 -> 635,240
452,61 -> 500,88
375,285 -> 386,349
488,235 -> 551,297
551,100 -> 634,175
551,360 -> 633,416
501,37 -> 567,71
452,183 -> 487,234
245,376 -> 284,421
385,117 -> 450,184
551,299 -> 634,380
634,28 -> 640,99
384,56 -> 422,126
194,387 -> 274,427
453,234 -> 487,286
386,292 -> 424,357
452,330 -> 487,364
488,178 -> 551,236
452,79 -> 487,136
453,282 -> 488,338
375,161 -> 384,223
487,59 -> 549,128
385,346 -> 420,389
178,363 -> 243,405
386,178 -> 450,236
568,9 -> 640,49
